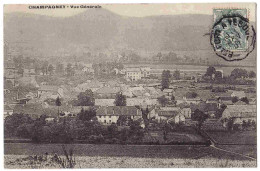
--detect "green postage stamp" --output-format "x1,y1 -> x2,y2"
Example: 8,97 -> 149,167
210,9 -> 256,61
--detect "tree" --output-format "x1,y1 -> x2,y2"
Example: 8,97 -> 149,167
191,109 -> 208,130
77,89 -> 95,106
66,63 -> 75,76
48,64 -> 54,75
205,66 -> 216,79
231,68 -> 248,79
161,70 -> 171,90
215,71 -> 223,81
77,107 -> 96,121
55,96 -> 62,117
249,71 -> 256,78
240,97 -> 249,104
41,61 -> 49,75
17,67 -> 24,76
231,96 -> 239,103
172,70 -> 180,80
157,95 -> 169,107
114,92 -> 126,106
56,63 -> 64,75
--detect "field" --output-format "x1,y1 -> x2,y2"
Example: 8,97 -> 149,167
5,154 -> 256,168
206,130 -> 257,145
4,143 -> 256,160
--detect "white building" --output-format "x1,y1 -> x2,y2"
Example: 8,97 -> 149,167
125,68 -> 142,81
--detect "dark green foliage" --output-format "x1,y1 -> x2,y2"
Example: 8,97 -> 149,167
191,109 -> 208,130
77,89 -> 95,106
157,95 -> 169,107
77,107 -> 96,122
205,66 -> 216,79
172,70 -> 180,80
55,97 -> 61,106
240,97 -> 249,104
249,71 -> 256,78
231,96 -> 239,103
231,68 -> 248,79
161,70 -> 171,90
114,92 -> 126,106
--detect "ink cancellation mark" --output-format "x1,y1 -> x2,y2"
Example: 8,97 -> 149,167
210,9 -> 256,61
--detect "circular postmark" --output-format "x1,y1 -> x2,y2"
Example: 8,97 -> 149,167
210,14 -> 256,61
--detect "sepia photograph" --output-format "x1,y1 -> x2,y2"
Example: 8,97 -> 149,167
3,3 -> 257,168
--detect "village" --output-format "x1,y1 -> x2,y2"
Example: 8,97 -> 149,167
3,54 -> 257,146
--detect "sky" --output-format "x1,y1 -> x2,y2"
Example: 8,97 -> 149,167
4,3 -> 256,21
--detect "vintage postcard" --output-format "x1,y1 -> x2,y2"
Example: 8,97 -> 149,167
3,3 -> 257,168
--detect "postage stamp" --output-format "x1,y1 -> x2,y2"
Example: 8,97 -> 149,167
210,9 -> 256,61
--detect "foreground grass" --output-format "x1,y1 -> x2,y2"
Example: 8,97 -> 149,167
5,155 -> 256,168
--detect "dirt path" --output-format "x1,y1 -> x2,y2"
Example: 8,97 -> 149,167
210,144 -> 256,161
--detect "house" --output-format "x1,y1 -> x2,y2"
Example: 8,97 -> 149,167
180,107 -> 192,119
13,103 -> 58,119
58,106 -> 90,117
94,87 -> 121,99
154,107 -> 182,123
140,67 -> 151,78
95,99 -> 115,106
74,80 -> 103,93
96,106 -> 142,125
217,96 -> 233,105
221,105 -> 256,127
37,85 -> 64,99
231,91 -> 246,99
127,98 -> 158,106
163,89 -> 173,97
183,97 -> 202,104
125,68 -> 142,81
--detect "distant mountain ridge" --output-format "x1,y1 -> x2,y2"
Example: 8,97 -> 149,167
4,8 -> 256,66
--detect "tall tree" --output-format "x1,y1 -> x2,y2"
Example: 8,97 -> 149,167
48,64 -> 54,75
231,68 -> 248,79
191,109 -> 208,130
157,95 -> 169,107
172,70 -> 180,80
161,70 -> 171,90
249,71 -> 256,78
205,66 -> 216,79
56,63 -> 64,75
77,89 -> 95,106
55,96 -> 61,117
77,107 -> 96,121
114,92 -> 126,106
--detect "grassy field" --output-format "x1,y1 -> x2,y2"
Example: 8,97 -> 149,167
4,143 -> 255,160
216,145 -> 257,159
143,130 -> 205,144
206,130 -> 257,145
4,154 -> 256,168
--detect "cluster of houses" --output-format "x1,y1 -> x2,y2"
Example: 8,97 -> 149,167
4,60 -> 257,130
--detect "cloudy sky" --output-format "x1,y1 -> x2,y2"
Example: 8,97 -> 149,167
4,3 -> 256,21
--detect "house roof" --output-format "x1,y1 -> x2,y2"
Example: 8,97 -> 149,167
157,110 -> 179,117
95,99 -> 115,106
13,103 -> 58,118
38,85 -> 59,92
222,105 -> 256,119
96,106 -> 141,116
95,87 -> 120,95
126,68 -> 141,72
